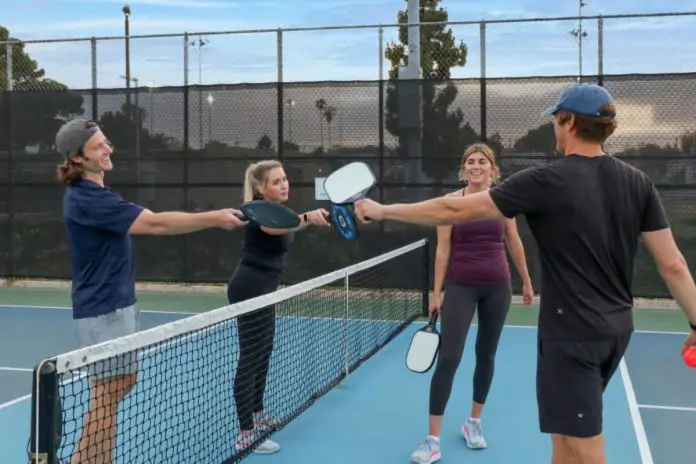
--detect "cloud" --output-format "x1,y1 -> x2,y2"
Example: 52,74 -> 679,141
13,17 -> 282,35
64,0 -> 238,8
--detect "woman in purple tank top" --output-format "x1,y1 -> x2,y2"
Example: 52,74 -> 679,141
410,143 -> 534,464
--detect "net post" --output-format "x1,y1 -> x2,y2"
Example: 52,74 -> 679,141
421,239 -> 430,318
342,270 -> 350,385
28,360 -> 61,464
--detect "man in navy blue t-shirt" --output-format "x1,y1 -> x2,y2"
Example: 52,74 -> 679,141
355,84 -> 696,463
55,118 -> 247,463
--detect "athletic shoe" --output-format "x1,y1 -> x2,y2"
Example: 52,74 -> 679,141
462,418 -> 487,449
410,436 -> 441,463
253,410 -> 277,432
234,429 -> 281,454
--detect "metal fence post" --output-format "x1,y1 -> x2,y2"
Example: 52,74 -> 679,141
277,29 -> 284,160
90,37 -> 98,119
6,41 -> 13,91
4,42 -> 14,277
597,16 -> 604,86
378,25 -> 385,203
182,32 -> 190,282
479,21 -> 487,142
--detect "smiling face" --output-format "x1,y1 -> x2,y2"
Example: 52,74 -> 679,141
462,151 -> 494,186
459,143 -> 499,188
258,166 -> 290,202
70,130 -> 114,175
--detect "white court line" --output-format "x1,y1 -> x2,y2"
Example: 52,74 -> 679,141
0,367 -> 32,372
1,305 -> 690,335
0,304 -> 198,316
638,404 -> 696,413
619,358 -> 654,464
0,394 -> 30,411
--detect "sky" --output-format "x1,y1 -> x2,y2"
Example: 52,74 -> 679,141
3,0 -> 696,152
4,0 -> 696,89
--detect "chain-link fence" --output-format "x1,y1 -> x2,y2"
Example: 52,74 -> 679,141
1,12 -> 695,299
1,72 -> 696,298
1,11 -> 695,90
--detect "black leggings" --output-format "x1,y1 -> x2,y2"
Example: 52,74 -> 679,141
429,280 -> 512,416
227,264 -> 280,431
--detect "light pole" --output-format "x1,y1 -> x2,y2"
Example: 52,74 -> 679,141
121,74 -> 140,186
122,5 -> 131,109
189,35 -> 209,149
285,98 -> 295,143
147,81 -> 156,133
569,0 -> 588,81
206,92 -> 214,143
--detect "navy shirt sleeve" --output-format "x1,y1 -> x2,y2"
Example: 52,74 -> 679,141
640,183 -> 669,232
489,165 -> 562,218
70,188 -> 144,235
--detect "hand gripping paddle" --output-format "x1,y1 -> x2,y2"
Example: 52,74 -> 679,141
237,200 -> 301,229
329,203 -> 359,241
405,313 -> 441,374
323,161 -> 377,222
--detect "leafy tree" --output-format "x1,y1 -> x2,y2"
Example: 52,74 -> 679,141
257,134 -> 273,151
0,26 -> 85,150
99,102 -> 179,152
513,123 -> 556,155
384,0 -> 502,189
315,98 -> 327,151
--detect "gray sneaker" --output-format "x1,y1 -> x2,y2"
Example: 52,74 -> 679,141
410,436 -> 441,463
461,419 -> 487,449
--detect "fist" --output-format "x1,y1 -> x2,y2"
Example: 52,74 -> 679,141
305,208 -> 331,227
217,209 -> 248,229
354,198 -> 383,222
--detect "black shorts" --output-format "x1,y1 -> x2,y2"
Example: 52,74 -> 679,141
536,333 -> 632,438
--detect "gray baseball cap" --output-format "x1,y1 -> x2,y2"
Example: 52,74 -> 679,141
55,118 -> 102,159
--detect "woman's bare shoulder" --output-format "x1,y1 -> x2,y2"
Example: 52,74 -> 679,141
444,188 -> 464,198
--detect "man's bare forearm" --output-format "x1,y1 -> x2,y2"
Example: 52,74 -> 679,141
660,262 -> 696,325
151,211 -> 221,235
381,192 -> 502,226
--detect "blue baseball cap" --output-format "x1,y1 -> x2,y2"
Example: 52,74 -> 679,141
541,83 -> 616,118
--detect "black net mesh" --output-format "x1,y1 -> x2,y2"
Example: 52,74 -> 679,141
29,241 -> 427,463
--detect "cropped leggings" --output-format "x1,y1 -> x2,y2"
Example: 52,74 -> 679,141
227,264 -> 281,431
429,279 -> 512,416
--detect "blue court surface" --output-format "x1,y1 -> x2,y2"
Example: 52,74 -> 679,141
1,304 -> 694,463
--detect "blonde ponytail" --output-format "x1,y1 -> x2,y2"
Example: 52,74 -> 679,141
242,160 -> 283,202
243,163 -> 256,202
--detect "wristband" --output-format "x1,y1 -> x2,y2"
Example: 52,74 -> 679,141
690,321 -> 696,332
303,213 -> 308,223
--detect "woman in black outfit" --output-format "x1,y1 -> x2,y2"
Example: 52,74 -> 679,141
231,160 -> 329,455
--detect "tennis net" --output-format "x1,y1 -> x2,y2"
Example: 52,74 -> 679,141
28,239 -> 429,464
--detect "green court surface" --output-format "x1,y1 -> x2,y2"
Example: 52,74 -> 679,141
0,285 -> 687,333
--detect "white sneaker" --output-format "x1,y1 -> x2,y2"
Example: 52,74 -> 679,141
462,418 -> 487,449
235,429 -> 281,455
410,436 -> 441,463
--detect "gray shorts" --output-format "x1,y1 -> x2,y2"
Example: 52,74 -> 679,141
74,304 -> 140,379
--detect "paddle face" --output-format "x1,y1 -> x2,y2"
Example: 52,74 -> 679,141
405,313 -> 441,374
239,200 -> 301,229
323,162 -> 376,205
329,203 -> 359,241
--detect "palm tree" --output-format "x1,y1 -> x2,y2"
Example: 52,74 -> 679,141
323,106 -> 337,149
315,98 -> 327,151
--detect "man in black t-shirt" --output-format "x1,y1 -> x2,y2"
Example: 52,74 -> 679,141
355,83 -> 696,463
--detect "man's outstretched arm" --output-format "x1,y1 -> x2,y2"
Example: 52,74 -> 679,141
356,166 -> 557,226
377,190 -> 504,226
